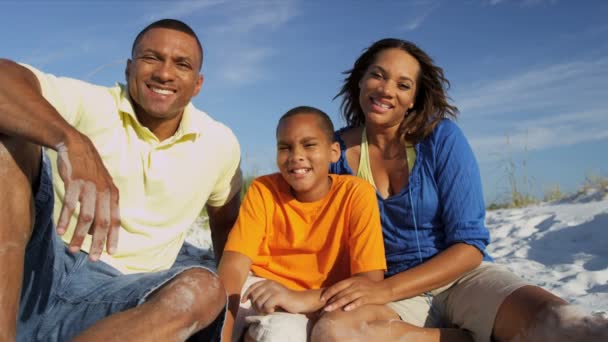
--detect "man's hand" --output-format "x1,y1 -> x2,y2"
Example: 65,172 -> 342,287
55,132 -> 120,261
242,280 -> 308,315
321,276 -> 389,312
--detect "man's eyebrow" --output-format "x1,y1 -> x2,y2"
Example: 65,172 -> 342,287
174,56 -> 194,63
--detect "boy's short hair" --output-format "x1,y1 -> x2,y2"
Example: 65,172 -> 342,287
277,106 -> 335,142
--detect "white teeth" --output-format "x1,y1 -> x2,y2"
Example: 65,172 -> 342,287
292,168 -> 309,174
151,87 -> 173,95
372,98 -> 391,109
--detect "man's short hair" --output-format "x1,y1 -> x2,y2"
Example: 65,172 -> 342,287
131,18 -> 203,69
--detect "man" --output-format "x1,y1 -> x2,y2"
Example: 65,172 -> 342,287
0,19 -> 241,341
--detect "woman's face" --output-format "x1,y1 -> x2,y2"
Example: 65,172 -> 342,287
358,48 -> 420,129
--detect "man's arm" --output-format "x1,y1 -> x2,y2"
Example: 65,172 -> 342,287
0,59 -> 120,259
217,251 -> 252,342
206,193 -> 240,262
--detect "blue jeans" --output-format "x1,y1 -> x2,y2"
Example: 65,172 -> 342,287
17,152 -> 224,341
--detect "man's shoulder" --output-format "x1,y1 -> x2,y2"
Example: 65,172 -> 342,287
188,107 -> 234,134
22,63 -> 114,93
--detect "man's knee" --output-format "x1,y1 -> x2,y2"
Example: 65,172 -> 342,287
153,268 -> 226,325
0,134 -> 41,187
0,135 -> 42,244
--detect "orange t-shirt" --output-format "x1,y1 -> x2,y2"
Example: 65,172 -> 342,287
224,173 -> 386,291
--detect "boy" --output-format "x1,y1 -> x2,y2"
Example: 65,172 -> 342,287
218,106 -> 386,342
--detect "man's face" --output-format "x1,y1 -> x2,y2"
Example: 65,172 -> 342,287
126,27 -> 203,126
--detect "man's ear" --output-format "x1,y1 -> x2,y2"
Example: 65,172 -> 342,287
125,59 -> 132,79
192,73 -> 204,97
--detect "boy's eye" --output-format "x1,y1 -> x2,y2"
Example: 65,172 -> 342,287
304,143 -> 317,148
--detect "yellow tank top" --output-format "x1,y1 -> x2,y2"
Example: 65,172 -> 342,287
357,127 -> 416,189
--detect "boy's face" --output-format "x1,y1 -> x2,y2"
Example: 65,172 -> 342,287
276,113 -> 339,202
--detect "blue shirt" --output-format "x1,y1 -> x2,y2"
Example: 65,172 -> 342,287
330,120 -> 492,277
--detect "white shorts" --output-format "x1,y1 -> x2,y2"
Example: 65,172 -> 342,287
233,275 -> 310,342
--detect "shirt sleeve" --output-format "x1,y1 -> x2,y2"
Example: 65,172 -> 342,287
21,63 -> 90,126
223,179 -> 267,259
206,125 -> 243,207
433,121 -> 490,254
346,180 -> 387,274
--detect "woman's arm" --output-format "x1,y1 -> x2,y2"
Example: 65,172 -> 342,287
322,244 -> 481,311
325,122 -> 489,311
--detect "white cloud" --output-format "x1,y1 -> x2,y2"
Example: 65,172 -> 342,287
400,1 -> 440,32
484,0 -> 557,6
208,1 -> 297,35
135,0 -> 299,86
216,47 -> 275,83
142,0 -> 227,22
469,108 -> 608,157
455,58 -> 608,117
458,57 -> 608,157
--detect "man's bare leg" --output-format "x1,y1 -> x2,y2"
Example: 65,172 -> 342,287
73,268 -> 227,342
311,304 -> 472,342
0,135 -> 41,341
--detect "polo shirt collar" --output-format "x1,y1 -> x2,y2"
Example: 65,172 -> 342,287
117,83 -> 201,141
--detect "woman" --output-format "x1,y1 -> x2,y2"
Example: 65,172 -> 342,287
314,38 -> 607,342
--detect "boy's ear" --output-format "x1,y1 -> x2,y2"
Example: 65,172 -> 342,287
329,141 -> 340,163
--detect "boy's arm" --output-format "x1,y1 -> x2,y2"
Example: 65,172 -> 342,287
243,280 -> 327,315
245,270 -> 382,315
355,270 -> 384,282
217,251 -> 252,342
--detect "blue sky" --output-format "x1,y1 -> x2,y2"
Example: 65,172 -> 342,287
2,0 -> 607,203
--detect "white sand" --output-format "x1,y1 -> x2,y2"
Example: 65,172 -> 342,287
186,186 -> 608,316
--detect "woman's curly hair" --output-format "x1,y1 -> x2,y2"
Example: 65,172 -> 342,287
335,38 -> 458,144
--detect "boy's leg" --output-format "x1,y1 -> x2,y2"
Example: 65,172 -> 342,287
0,135 -> 41,341
236,275 -> 310,342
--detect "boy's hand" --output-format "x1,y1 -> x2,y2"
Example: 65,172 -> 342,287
242,280 -> 304,314
321,276 -> 389,312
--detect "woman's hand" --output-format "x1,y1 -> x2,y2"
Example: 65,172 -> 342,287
321,276 -> 390,312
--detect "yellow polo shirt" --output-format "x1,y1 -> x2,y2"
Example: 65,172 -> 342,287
25,64 -> 242,274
